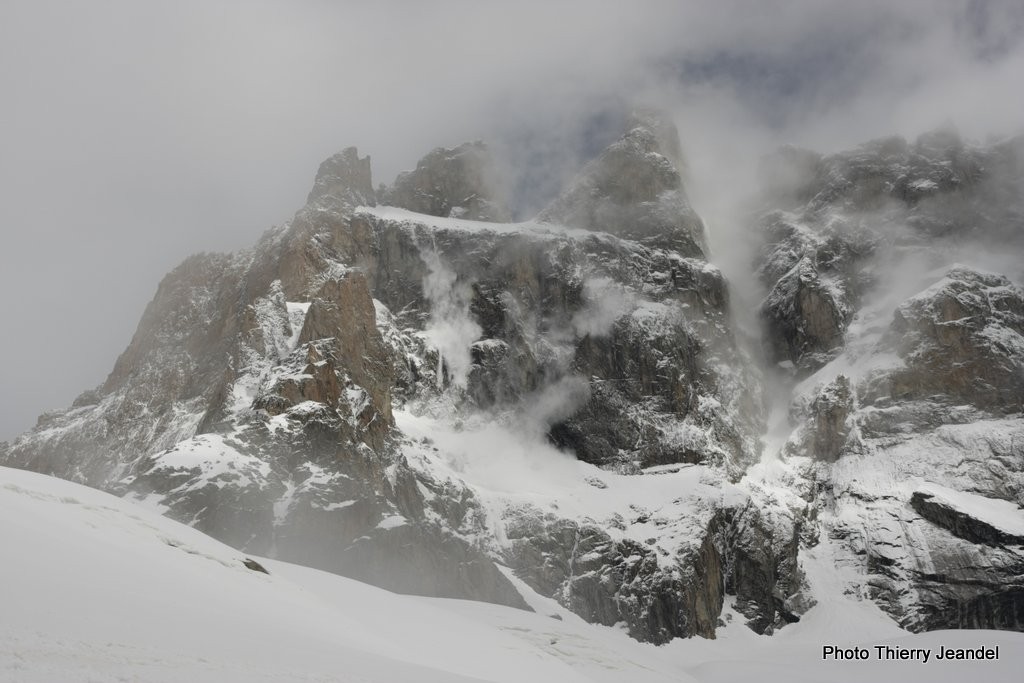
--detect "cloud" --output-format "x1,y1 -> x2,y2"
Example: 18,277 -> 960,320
1,0 -> 1022,440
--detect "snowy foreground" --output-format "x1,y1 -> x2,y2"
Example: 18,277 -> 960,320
2,466 -> 1021,683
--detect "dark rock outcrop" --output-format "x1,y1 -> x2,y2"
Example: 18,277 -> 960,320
307,147 -> 375,207
502,512 -> 726,643
881,267 -> 1024,412
805,375 -> 854,463
762,257 -> 851,371
911,491 -> 1024,547
382,141 -> 510,222
725,504 -> 804,634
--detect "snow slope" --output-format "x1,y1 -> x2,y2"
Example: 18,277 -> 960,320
3,465 -> 1022,683
355,205 -> 594,238
0,465 -> 669,683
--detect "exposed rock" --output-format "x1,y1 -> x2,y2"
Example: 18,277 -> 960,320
382,141 -> 510,222
805,375 -> 854,462
539,111 -> 707,256
501,495 -> 804,642
911,491 -> 1024,547
880,267 -> 1024,412
243,558 -> 270,574
796,129 -> 984,216
906,493 -> 1024,631
762,257 -> 851,371
915,576 -> 1024,632
297,271 -> 395,428
306,147 -> 375,208
725,503 -> 804,634
502,510 -> 726,643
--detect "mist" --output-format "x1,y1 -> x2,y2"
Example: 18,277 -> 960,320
2,0 -> 1023,441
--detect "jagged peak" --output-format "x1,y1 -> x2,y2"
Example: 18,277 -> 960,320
624,107 -> 684,170
381,139 -> 510,222
536,107 -> 706,256
306,146 -> 375,208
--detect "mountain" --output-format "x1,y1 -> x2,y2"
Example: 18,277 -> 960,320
2,114 -> 1022,643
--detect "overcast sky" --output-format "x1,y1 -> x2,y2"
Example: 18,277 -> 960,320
1,0 -> 1022,441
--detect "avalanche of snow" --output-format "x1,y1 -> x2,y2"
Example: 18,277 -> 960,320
226,363 -> 264,417
284,300 -> 311,350
397,408 -> 749,563
571,277 -> 638,337
421,248 -> 481,390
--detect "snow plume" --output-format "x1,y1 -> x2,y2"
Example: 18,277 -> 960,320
421,249 -> 481,391
571,277 -> 637,338
519,375 -> 592,439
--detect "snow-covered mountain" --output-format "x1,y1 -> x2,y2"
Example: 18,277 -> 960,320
2,112 -> 1022,648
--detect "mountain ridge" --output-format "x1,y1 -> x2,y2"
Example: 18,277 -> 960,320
3,115 -> 1022,641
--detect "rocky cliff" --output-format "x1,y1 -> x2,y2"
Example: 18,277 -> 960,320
3,118 -> 1022,642
756,130 -> 1024,631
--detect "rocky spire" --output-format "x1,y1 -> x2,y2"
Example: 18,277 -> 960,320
306,147 -> 375,208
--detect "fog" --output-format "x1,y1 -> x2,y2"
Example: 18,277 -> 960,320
2,0 -> 1022,441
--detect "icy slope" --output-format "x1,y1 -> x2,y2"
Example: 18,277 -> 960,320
0,465 -> 694,683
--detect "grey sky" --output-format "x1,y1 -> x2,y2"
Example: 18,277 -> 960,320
1,0 -> 1022,441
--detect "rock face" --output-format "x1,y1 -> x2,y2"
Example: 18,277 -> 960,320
910,490 -> 1024,547
8,250 -> 250,487
4,119 -> 1023,643
762,256 -> 853,371
755,129 -> 1024,633
382,141 -> 511,222
796,375 -> 854,463
539,111 -> 707,257
883,267 -> 1024,412
307,147 -> 375,207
